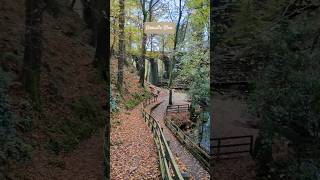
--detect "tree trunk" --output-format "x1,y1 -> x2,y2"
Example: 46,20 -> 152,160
22,0 -> 45,108
139,11 -> 147,87
70,0 -> 76,8
117,0 -> 125,90
127,32 -> 132,61
145,60 -> 149,81
169,0 -> 183,104
110,18 -> 117,58
94,0 -> 110,179
150,58 -> 158,85
82,0 -> 98,47
94,0 -> 108,83
163,57 -> 170,79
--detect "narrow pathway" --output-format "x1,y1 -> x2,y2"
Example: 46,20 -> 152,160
152,90 -> 210,179
110,103 -> 160,179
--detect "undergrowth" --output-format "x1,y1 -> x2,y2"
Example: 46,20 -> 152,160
124,90 -> 152,109
0,68 -> 32,178
46,96 -> 104,154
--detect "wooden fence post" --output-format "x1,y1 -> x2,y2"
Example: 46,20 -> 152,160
217,139 -> 221,160
249,136 -> 253,156
144,113 -> 146,122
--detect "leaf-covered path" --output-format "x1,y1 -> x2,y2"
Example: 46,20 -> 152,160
110,102 -> 160,179
151,90 -> 210,179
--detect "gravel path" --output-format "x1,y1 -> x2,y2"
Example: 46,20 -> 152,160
152,90 -> 210,179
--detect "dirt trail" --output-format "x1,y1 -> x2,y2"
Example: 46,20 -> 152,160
110,102 -> 160,179
151,89 -> 210,179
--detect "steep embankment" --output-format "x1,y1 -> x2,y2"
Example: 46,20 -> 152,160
1,0 -> 106,179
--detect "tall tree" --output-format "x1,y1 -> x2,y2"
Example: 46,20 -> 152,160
147,0 -> 160,85
139,0 -> 147,87
82,0 -> 99,47
22,0 -> 45,108
93,0 -> 110,179
94,0 -> 109,81
168,0 -> 184,105
118,0 -> 125,89
138,0 -> 160,87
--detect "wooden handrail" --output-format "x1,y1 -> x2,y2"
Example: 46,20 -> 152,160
164,118 -> 210,171
142,100 -> 184,180
165,104 -> 190,115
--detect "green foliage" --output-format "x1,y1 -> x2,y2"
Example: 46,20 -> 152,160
177,35 -> 210,106
110,88 -> 118,112
249,17 -> 320,140
46,96 -> 104,153
124,90 -> 152,109
224,0 -> 320,179
187,67 -> 210,106
0,69 -> 32,178
288,160 -> 320,180
187,0 -> 209,32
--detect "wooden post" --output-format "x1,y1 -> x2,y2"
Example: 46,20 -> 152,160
217,139 -> 221,160
249,136 -> 253,156
144,113 -> 147,122
151,118 -> 154,133
178,105 -> 180,113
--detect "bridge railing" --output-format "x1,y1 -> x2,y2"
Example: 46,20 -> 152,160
164,117 -> 210,171
165,104 -> 190,115
142,110 -> 184,180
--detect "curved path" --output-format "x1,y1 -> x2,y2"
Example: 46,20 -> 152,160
151,89 -> 210,179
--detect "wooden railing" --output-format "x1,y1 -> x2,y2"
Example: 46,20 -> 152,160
142,110 -> 185,180
211,135 -> 253,159
166,104 -> 190,115
164,118 -> 210,172
142,95 -> 158,107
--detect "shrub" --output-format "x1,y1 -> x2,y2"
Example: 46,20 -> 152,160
0,69 -> 32,178
46,96 -> 104,153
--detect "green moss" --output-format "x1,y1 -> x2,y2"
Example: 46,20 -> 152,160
124,91 -> 152,109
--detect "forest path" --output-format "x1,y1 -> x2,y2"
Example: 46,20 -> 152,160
151,89 -> 210,179
110,100 -> 160,179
